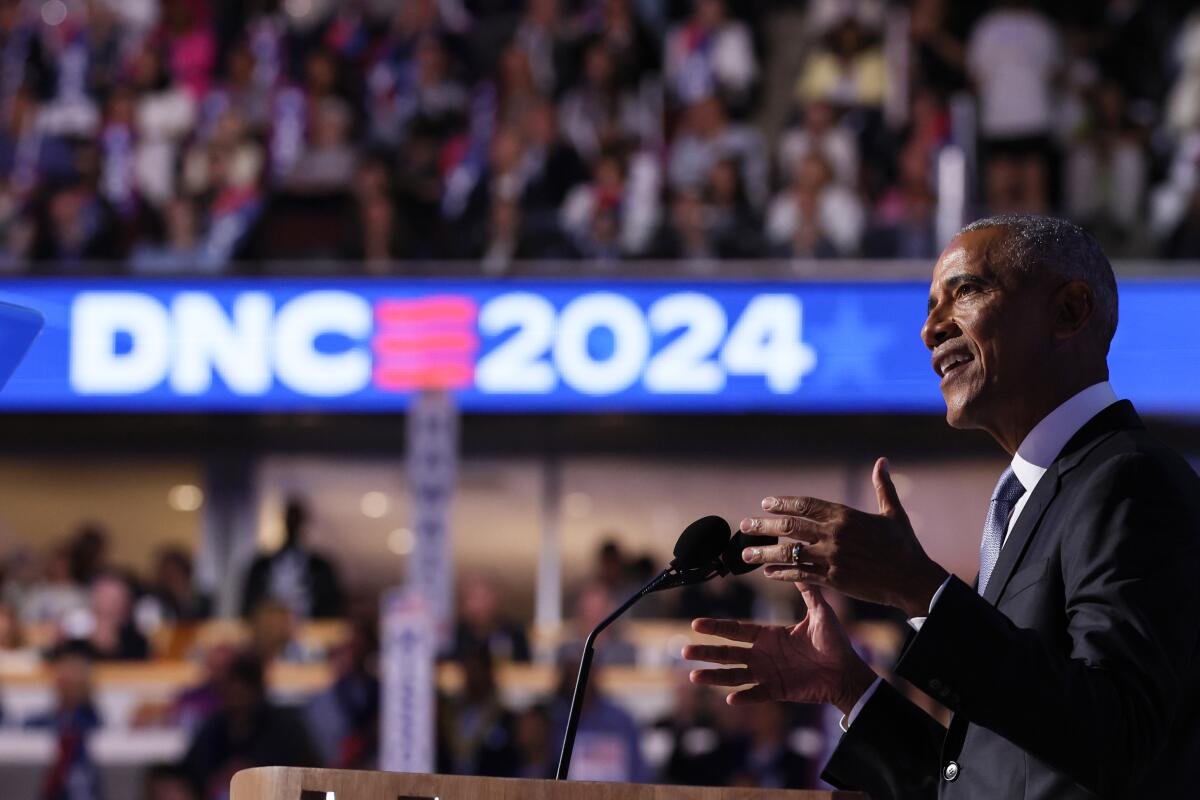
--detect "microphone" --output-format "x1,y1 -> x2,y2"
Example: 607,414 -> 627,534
555,516 -> 731,781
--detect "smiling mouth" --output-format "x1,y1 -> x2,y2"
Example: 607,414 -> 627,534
936,353 -> 974,383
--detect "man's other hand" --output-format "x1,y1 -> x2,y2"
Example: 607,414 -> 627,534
683,583 -> 876,715
738,457 -> 949,618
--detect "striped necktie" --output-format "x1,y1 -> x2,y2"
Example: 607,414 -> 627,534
978,466 -> 1025,596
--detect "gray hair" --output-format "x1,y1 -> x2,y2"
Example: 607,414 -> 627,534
958,214 -> 1118,350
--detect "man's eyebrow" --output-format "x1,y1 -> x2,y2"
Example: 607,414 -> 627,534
927,273 -> 987,312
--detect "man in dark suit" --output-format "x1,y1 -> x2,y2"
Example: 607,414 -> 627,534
683,215 -> 1200,798
241,498 -> 346,619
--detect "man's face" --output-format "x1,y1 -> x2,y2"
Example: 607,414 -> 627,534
921,229 -> 1055,433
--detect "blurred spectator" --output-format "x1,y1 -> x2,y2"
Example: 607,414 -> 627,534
67,525 -> 109,587
452,575 -> 531,663
778,100 -> 859,189
551,654 -> 647,782
305,624 -> 379,768
560,147 -> 658,259
128,195 -> 201,273
170,642 -> 238,732
438,645 -> 517,776
27,641 -> 103,800
241,497 -> 345,619
0,599 -> 25,650
559,581 -> 636,666
137,547 -> 211,625
144,763 -> 198,800
511,0 -> 570,97
593,538 -> 629,595
796,12 -> 885,110
1065,81 -> 1146,250
20,545 -> 88,625
520,99 -> 589,231
664,0 -> 757,114
657,678 -> 737,786
126,46 -> 197,208
675,574 -> 756,621
766,152 -> 864,257
668,96 -> 767,211
966,1 -> 1061,214
248,598 -> 317,664
867,140 -> 939,259
503,703 -> 556,779
1167,12 -> 1200,138
559,37 -> 660,160
153,0 -> 217,100
81,570 -> 150,660
28,176 -> 123,268
182,652 -> 319,799
723,701 -> 815,789
282,97 -> 358,193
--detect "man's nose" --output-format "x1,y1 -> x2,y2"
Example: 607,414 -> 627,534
921,307 -> 959,349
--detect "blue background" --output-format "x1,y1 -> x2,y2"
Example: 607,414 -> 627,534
0,279 -> 1195,415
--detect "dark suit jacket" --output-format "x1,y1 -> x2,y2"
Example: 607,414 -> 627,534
822,401 -> 1200,798
240,547 -> 346,619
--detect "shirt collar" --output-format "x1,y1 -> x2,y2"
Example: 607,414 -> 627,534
1010,381 -> 1119,492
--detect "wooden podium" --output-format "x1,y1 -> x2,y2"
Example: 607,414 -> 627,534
230,768 -> 867,799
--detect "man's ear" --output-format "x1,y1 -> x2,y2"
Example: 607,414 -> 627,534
1052,280 -> 1094,341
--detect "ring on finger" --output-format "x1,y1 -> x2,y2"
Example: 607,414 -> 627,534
790,542 -> 804,564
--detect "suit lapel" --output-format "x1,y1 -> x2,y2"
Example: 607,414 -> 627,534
980,400 -> 1143,606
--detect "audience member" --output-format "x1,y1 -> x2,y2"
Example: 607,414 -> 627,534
559,581 -> 636,667
20,545 -> 88,625
664,0 -> 757,115
248,598 -> 317,664
796,12 -> 885,111
182,652 -> 319,798
438,645 -> 517,776
966,0 -> 1061,214
452,575 -> 531,663
27,641 -> 104,800
79,571 -> 150,661
241,498 -> 345,620
551,654 -> 647,782
144,763 -> 198,800
305,625 -> 380,769
139,547 -> 211,625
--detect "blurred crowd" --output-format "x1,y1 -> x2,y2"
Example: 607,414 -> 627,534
2,0 -> 1200,274
0,499 -> 917,799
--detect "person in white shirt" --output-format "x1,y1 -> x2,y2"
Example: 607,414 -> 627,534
966,1 -> 1062,215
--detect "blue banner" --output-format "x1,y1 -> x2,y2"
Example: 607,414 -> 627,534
0,279 -> 1195,414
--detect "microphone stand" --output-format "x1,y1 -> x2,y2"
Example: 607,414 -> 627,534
554,561 -> 722,780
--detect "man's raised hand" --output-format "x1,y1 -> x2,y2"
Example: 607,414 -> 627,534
737,457 -> 949,618
683,583 -> 876,715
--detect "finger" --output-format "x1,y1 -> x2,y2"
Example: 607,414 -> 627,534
727,684 -> 772,705
681,644 -> 750,665
691,617 -> 760,643
763,562 -> 829,583
761,495 -> 841,520
738,516 -> 826,539
796,580 -> 828,611
689,667 -> 754,687
872,457 -> 907,520
741,541 -> 805,566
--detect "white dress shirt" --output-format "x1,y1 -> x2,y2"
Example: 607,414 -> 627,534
842,382 -> 1120,730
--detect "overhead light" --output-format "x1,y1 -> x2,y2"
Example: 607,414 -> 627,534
360,491 -> 389,519
168,484 -> 204,512
41,0 -> 67,27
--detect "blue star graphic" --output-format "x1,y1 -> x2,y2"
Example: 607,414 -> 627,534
806,300 -> 895,387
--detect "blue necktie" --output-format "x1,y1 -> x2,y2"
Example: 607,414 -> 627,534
978,466 -> 1025,596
